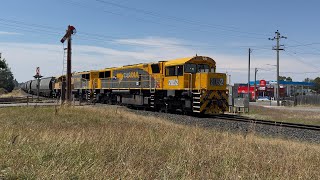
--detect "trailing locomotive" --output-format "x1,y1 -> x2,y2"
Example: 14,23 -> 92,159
22,55 -> 228,114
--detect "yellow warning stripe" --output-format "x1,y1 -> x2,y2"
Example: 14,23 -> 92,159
200,90 -> 228,114
216,91 -> 227,111
200,90 -> 211,102
200,91 -> 218,112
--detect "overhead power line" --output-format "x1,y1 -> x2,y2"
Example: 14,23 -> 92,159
283,49 -> 320,71
62,0 -> 269,40
280,71 -> 319,74
286,42 -> 320,48
92,0 -> 269,37
286,39 -> 320,55
0,20 -> 194,48
0,17 -> 273,50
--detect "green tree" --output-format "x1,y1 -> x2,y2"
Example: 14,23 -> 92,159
279,76 -> 286,81
312,77 -> 320,93
0,58 -> 15,92
304,78 -> 312,82
285,77 -> 292,82
0,60 -> 6,69
279,76 -> 292,82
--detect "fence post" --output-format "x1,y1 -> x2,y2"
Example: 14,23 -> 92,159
72,94 -> 75,107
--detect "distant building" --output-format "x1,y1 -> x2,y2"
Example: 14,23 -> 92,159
235,80 -> 314,100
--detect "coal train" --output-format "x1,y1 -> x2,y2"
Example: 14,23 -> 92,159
21,56 -> 228,114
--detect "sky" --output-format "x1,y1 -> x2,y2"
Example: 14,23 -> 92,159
0,0 -> 320,83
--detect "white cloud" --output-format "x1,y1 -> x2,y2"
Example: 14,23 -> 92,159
0,37 -> 318,83
0,31 -> 23,35
113,36 -> 186,47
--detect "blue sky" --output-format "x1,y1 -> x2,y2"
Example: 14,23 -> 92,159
1,0 -> 320,83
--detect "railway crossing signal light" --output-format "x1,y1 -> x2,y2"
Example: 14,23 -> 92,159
33,67 -> 43,101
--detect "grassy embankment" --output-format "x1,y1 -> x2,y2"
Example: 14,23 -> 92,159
0,106 -> 319,179
0,89 -> 28,98
245,105 -> 320,126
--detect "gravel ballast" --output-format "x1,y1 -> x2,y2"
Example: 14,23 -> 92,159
123,107 -> 320,144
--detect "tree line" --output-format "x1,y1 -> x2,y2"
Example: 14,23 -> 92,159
279,75 -> 320,93
0,55 -> 17,92
304,77 -> 320,93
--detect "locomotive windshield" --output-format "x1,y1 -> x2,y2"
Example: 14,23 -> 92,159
184,63 -> 197,73
197,64 -> 210,72
184,63 -> 215,73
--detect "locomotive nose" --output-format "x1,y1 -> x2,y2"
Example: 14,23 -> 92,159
207,73 -> 226,90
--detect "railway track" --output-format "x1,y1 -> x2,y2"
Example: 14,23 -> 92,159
2,95 -> 320,132
123,106 -> 320,143
211,114 -> 320,131
0,96 -> 55,104
0,97 -> 31,103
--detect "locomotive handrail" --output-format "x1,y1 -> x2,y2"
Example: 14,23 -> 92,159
184,73 -> 193,92
199,73 -> 201,92
99,74 -> 161,90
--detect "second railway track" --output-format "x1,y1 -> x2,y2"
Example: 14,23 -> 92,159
118,105 -> 320,143
211,114 -> 320,131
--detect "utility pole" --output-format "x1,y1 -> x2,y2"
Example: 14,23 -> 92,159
254,68 -> 258,101
248,48 -> 252,112
60,25 -> 76,103
269,30 -> 287,106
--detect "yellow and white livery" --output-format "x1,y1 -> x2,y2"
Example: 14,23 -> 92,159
57,55 -> 228,114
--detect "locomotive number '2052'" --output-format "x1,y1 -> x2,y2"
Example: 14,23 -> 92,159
210,78 -> 224,86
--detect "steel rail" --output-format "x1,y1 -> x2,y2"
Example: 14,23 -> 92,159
211,114 -> 320,131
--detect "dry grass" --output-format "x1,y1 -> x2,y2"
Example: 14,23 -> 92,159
0,106 -> 319,179
246,105 -> 320,126
0,88 -> 8,96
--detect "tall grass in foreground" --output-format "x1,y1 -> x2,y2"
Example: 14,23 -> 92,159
0,106 -> 319,179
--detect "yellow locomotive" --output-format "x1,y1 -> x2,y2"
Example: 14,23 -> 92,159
66,55 -> 228,114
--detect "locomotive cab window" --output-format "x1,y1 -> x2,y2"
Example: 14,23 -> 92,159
211,67 -> 216,73
184,63 -> 197,73
99,72 -> 105,78
166,66 -> 176,76
99,71 -> 110,78
105,71 -> 111,78
82,74 -> 90,80
151,64 -> 160,73
177,65 -> 183,76
166,65 -> 183,76
198,64 -> 210,73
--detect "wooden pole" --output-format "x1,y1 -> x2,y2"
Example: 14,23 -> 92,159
66,37 -> 72,102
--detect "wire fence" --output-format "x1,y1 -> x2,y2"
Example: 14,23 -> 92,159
285,95 -> 320,105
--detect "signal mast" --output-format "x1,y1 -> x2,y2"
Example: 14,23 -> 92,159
60,25 -> 76,102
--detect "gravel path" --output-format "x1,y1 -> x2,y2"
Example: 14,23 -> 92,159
123,107 -> 320,144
